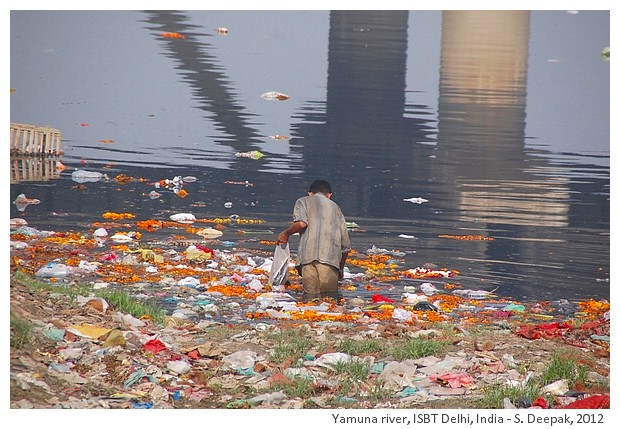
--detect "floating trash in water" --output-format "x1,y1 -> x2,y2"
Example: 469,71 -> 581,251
235,150 -> 264,160
148,190 -> 162,199
225,180 -> 254,187
71,169 -> 106,184
268,134 -> 291,140
13,194 -> 41,212
161,32 -> 185,39
403,197 -> 428,204
224,202 -> 233,209
196,227 -> 224,239
439,234 -> 494,241
261,91 -> 289,101
182,176 -> 198,183
420,282 -> 440,296
170,213 -> 196,224
452,289 -> 497,300
601,47 -> 610,60
216,27 -> 229,34
110,233 -> 134,244
154,175 -> 187,197
10,218 -> 28,229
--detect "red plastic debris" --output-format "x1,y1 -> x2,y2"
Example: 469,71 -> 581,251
372,294 -> 395,303
558,394 -> 610,409
187,349 -> 200,360
143,338 -> 167,353
531,396 -> 548,408
515,321 -> 571,339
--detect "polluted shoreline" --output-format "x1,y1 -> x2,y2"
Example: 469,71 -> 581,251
9,208 -> 611,410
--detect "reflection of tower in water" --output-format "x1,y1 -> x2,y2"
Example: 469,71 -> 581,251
437,10 -> 569,228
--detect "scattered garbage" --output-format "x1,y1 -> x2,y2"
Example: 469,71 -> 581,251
268,134 -> 291,140
13,194 -> 41,212
71,169 -> 106,183
403,197 -> 428,204
261,91 -> 289,101
170,213 -> 196,224
234,150 -> 264,160
9,219 -> 610,409
155,175 -> 187,196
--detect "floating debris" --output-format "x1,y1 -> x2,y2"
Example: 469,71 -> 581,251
261,91 -> 289,101
71,169 -> 106,184
170,213 -> 196,224
10,218 -> 28,229
196,227 -> 223,239
161,32 -> 185,39
102,212 -> 135,220
268,134 -> 291,140
235,150 -> 264,160
439,234 -> 494,241
13,194 -> 41,212
216,27 -> 229,35
225,180 -> 254,187
601,47 -> 610,60
403,197 -> 428,204
110,233 -> 135,243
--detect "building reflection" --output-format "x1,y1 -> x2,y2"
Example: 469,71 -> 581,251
293,10 -> 436,217
435,10 -> 570,229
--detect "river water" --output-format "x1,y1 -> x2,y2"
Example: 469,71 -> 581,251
9,10 -> 610,304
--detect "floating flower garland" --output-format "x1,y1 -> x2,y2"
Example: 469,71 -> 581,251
439,234 -> 494,241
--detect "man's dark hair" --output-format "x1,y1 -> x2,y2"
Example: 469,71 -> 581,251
308,179 -> 332,194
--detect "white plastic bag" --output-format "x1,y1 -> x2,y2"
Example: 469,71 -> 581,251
268,243 -> 290,287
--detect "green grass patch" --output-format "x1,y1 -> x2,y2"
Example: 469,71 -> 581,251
96,289 -> 166,324
476,379 -> 543,409
268,375 -> 316,398
10,313 -> 33,349
268,327 -> 314,365
389,337 -> 448,361
537,350 -> 589,388
12,271 -> 166,325
336,338 -> 385,356
333,359 -> 372,381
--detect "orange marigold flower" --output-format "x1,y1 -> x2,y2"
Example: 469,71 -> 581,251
102,212 -> 135,220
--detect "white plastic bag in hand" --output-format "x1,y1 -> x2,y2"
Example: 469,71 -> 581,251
268,243 -> 290,288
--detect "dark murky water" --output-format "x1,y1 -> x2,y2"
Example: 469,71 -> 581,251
10,10 -> 610,304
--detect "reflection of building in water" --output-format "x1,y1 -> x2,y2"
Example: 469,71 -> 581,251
436,10 -> 570,228
293,10 -> 436,217
458,179 -> 569,227
10,157 -> 61,184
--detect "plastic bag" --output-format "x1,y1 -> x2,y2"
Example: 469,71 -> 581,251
268,243 -> 290,288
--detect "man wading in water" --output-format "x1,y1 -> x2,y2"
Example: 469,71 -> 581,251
277,180 -> 351,302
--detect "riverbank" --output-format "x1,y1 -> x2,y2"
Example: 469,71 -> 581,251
9,221 -> 610,410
